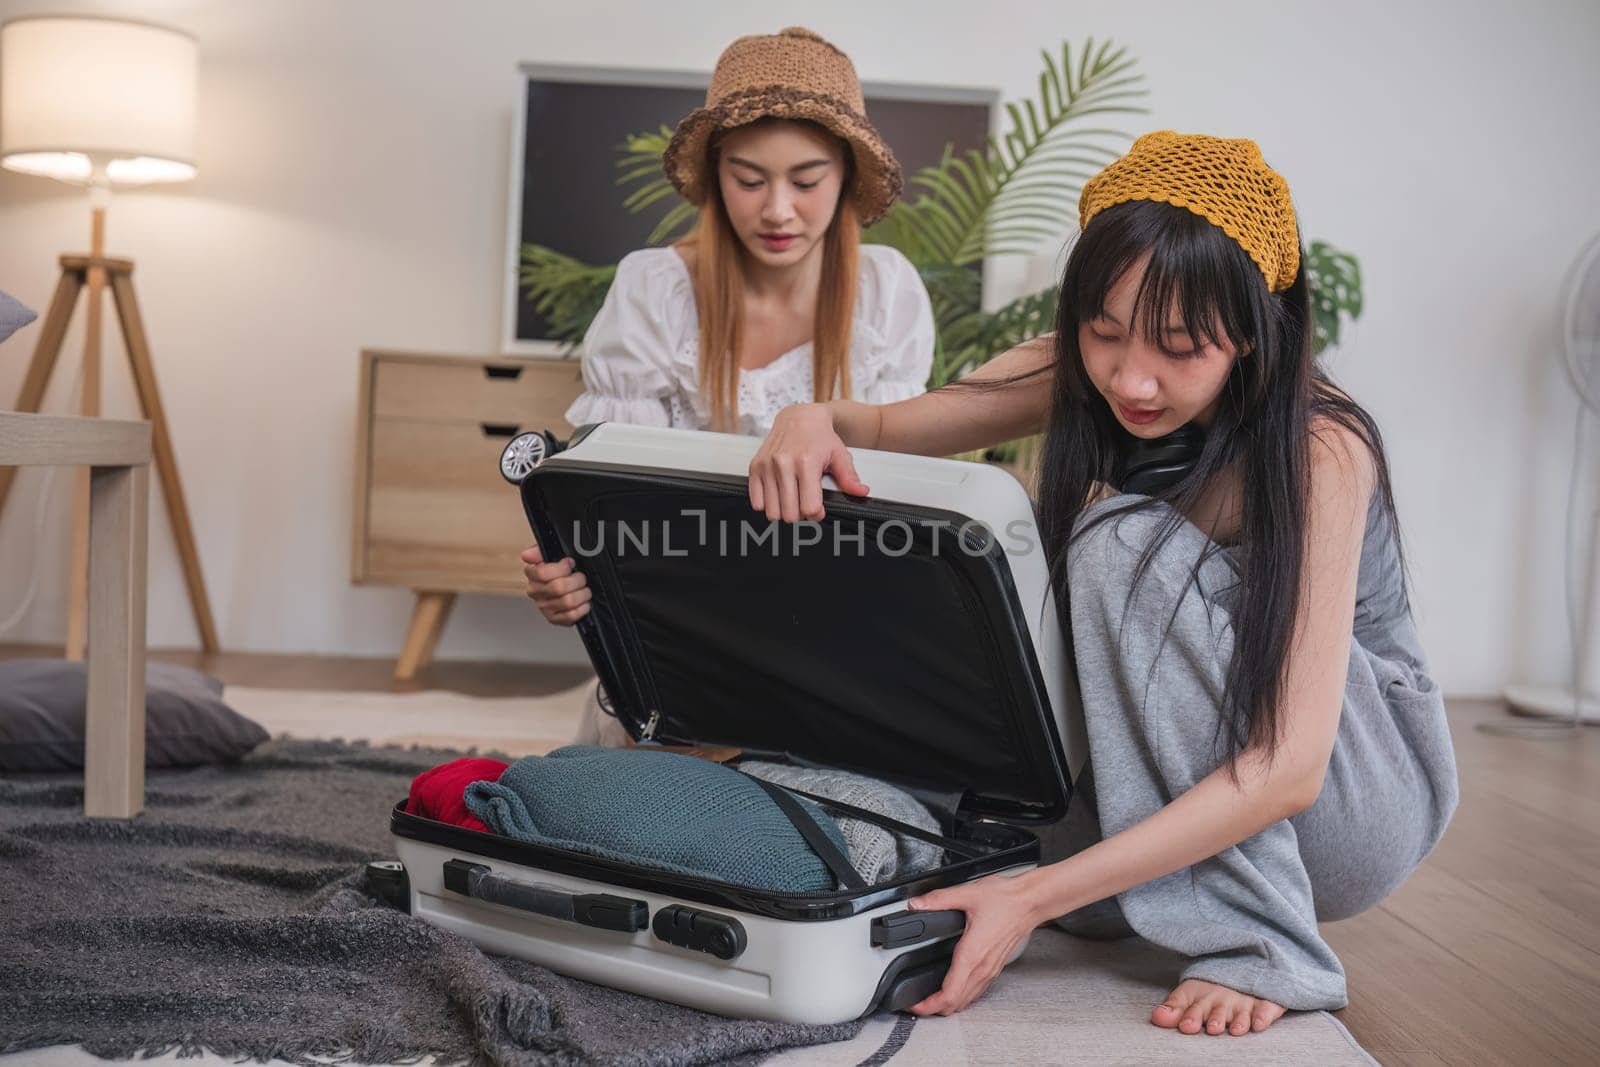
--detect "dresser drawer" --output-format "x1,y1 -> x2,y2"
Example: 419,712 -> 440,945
353,350 -> 588,593
371,354 -> 584,427
361,419 -> 532,592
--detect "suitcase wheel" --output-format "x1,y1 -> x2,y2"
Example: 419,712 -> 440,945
879,959 -> 951,1013
364,860 -> 411,913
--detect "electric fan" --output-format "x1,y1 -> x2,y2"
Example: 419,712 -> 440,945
1502,232 -> 1600,728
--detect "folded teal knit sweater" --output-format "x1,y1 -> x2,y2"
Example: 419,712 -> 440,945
463,746 -> 852,893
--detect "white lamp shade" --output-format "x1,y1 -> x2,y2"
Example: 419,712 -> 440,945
0,16 -> 197,184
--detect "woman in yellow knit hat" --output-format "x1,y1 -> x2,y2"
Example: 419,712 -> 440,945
750,132 -> 1458,1035
524,26 -> 933,634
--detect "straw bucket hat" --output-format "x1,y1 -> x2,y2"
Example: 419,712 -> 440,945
662,27 -> 903,226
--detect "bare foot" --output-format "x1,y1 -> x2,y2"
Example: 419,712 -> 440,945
1150,977 -> 1286,1036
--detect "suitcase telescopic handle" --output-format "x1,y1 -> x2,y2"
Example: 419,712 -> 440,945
442,859 -> 647,933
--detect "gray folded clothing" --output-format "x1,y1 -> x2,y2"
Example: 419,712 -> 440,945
739,762 -> 945,884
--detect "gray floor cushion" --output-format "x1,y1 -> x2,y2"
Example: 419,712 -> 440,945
0,287 -> 38,343
0,659 -> 269,771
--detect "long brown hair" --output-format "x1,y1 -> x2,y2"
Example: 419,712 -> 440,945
676,121 -> 861,431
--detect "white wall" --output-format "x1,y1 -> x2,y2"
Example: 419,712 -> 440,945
1,0 -> 1596,693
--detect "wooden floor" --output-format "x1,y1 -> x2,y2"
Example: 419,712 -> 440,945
1321,698 -> 1600,1066
4,644 -> 1597,1065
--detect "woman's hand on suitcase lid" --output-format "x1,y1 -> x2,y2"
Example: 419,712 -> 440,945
905,870 -> 1049,1016
521,542 -> 591,626
748,403 -> 869,523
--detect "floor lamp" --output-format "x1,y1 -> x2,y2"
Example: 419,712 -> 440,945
0,15 -> 218,656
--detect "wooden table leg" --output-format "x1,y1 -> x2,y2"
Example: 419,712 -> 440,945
84,463 -> 148,819
395,591 -> 455,685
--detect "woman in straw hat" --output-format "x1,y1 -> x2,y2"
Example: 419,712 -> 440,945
524,26 -> 934,631
750,132 -> 1458,1035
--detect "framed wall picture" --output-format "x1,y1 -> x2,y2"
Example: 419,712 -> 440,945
501,63 -> 997,355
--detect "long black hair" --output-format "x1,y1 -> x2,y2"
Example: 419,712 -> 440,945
1035,200 -> 1403,765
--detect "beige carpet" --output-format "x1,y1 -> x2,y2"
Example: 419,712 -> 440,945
761,932 -> 1374,1064
3,685 -> 1374,1065
5,932 -> 1372,1066
221,682 -> 596,757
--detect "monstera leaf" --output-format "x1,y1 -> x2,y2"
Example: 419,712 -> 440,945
1305,240 -> 1363,355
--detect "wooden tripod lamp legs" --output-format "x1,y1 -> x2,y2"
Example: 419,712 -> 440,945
108,271 -> 220,653
0,252 -> 219,655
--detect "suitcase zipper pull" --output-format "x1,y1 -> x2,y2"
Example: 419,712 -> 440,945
641,709 -> 660,742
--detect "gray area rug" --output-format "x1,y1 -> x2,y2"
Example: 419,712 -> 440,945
0,738 -> 866,1066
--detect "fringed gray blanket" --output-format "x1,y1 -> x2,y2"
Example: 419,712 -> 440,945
0,738 -> 863,1065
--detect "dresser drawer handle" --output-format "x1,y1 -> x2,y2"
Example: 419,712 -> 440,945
484,365 -> 523,381
481,422 -> 521,438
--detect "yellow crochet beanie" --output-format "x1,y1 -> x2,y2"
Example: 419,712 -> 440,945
1079,131 -> 1300,293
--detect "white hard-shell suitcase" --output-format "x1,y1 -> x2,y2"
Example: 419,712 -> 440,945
390,422 -> 1087,1025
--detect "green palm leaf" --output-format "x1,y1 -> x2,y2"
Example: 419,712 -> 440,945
616,127 -> 698,245
516,245 -> 616,350
934,287 -> 1059,389
514,127 -> 686,346
942,40 -> 1147,264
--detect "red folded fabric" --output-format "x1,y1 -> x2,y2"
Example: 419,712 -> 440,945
406,757 -> 509,832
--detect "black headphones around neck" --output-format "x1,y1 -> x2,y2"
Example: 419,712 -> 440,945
1112,422 -> 1208,496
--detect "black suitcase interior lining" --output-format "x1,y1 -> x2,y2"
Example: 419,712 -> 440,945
520,465 -> 1073,826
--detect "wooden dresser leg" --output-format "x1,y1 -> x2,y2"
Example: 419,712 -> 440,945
395,591 -> 455,684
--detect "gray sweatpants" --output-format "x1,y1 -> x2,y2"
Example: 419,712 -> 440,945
1043,497 -> 1459,1010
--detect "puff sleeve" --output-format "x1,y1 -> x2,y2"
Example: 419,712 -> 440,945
563,251 -> 685,428
858,245 -> 935,405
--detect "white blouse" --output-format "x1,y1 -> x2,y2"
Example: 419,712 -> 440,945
564,244 -> 935,437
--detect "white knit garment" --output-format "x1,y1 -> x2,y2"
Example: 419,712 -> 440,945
739,761 -> 944,885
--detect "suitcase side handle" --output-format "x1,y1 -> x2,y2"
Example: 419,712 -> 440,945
870,908 -> 967,949
442,859 -> 648,933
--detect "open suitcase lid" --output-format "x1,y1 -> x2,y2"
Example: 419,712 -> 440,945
517,423 -> 1085,825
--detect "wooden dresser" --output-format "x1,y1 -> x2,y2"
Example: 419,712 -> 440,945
353,349 -> 586,681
